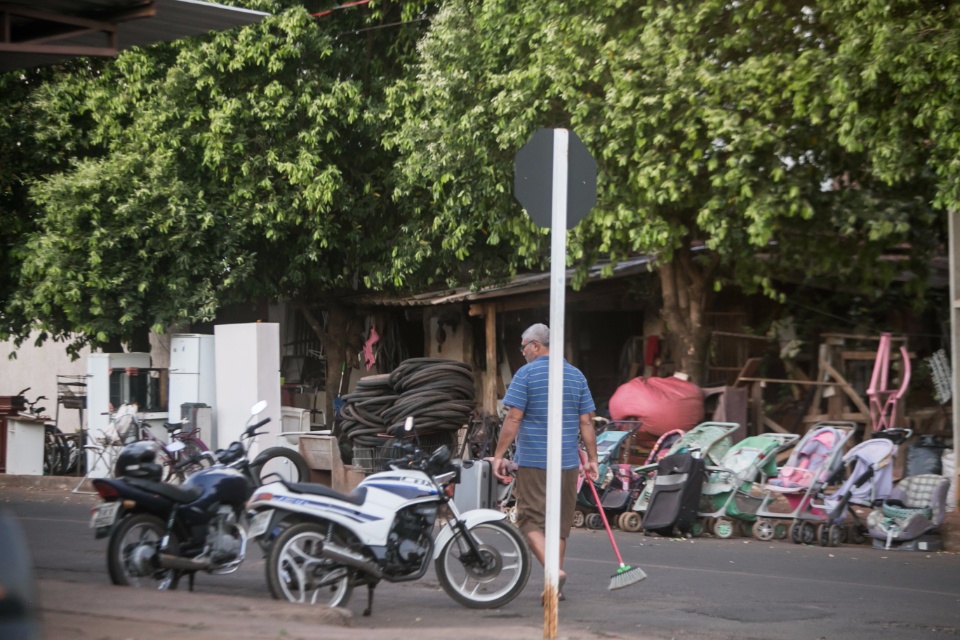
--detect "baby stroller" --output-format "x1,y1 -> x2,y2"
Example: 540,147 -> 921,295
867,474 -> 951,551
752,422 -> 854,543
699,433 -> 800,539
574,421 -> 642,529
815,428 -> 912,546
628,422 -> 740,531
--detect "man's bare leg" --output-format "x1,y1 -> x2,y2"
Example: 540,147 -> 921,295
526,531 -> 567,586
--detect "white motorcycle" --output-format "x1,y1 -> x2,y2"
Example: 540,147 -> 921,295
246,418 -> 530,615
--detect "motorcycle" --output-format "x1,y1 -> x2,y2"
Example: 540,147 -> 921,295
88,401 -> 310,590
246,418 -> 531,616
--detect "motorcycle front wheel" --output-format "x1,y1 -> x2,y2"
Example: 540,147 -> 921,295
436,520 -> 530,609
107,513 -> 179,589
266,522 -> 352,608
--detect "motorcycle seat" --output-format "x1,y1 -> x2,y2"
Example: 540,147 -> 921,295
283,481 -> 367,507
126,477 -> 204,504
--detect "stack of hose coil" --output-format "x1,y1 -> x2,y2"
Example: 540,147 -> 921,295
383,358 -> 475,435
337,359 -> 475,471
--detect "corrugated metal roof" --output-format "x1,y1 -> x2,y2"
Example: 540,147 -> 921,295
1,0 -> 267,73
353,256 -> 656,307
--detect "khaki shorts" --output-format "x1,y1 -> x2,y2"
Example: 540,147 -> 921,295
515,467 -> 580,539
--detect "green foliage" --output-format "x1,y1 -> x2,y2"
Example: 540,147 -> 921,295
386,0 -> 944,299
3,1 -> 434,354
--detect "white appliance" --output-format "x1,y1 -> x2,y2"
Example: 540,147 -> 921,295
214,323 -> 281,456
168,333 -> 217,448
6,418 -> 45,475
86,352 -> 152,477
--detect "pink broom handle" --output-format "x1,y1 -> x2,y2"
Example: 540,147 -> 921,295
579,448 -> 625,565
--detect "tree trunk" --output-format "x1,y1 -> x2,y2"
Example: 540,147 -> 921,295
657,244 -> 714,385
296,300 -> 361,426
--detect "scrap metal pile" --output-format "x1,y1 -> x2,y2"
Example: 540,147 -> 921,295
337,358 -> 475,470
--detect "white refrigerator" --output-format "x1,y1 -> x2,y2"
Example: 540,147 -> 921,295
168,334 -> 217,448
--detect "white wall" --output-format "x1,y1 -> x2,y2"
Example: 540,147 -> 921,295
0,332 -> 167,435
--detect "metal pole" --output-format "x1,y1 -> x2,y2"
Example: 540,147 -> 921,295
543,128 -> 568,638
949,210 -> 959,511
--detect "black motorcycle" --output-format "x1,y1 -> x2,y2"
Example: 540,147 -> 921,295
89,401 -> 310,590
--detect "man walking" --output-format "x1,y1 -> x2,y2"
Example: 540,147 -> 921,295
491,323 -> 598,600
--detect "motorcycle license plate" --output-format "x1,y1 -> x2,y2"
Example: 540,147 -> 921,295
248,509 -> 274,539
89,502 -> 121,529
166,440 -> 186,453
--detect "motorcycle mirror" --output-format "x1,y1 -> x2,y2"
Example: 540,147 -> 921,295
250,400 -> 268,416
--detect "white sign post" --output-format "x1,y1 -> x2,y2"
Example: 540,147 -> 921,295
514,128 -> 597,639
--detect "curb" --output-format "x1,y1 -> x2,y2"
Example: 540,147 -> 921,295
0,473 -> 94,493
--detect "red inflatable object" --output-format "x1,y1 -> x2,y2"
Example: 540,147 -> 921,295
608,376 -> 704,447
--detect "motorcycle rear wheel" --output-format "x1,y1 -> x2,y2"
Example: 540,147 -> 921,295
436,520 -> 530,609
107,513 -> 178,589
266,522 -> 352,608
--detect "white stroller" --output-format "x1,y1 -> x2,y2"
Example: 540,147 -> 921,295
817,428 -> 911,546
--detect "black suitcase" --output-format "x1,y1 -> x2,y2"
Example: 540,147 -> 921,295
641,452 -> 705,535
453,459 -> 498,512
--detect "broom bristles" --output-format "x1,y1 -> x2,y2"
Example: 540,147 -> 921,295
608,564 -> 647,590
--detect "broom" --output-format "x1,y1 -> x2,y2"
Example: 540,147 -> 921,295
584,466 -> 647,590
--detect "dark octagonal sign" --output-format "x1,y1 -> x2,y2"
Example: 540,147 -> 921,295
514,128 -> 597,229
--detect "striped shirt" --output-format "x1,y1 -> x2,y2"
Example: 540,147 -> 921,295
503,355 -> 596,470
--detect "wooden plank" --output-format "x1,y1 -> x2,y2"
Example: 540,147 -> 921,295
737,377 -> 845,387
821,360 -> 872,417
482,303 -> 497,414
803,412 -> 868,423
762,416 -> 789,434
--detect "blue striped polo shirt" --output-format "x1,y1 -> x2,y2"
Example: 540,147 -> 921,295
503,355 -> 596,470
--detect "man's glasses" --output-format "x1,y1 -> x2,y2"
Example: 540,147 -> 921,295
520,340 -> 539,353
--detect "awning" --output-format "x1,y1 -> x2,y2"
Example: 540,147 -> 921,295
0,0 -> 268,73
352,256 -> 656,308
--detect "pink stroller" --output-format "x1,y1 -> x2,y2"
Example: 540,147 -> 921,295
752,422 -> 855,543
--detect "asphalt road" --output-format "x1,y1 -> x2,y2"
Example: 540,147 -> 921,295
4,485 -> 960,640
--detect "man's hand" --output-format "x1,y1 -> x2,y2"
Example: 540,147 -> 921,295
583,460 -> 599,482
491,457 -> 510,483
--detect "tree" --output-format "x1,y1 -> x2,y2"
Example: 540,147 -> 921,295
824,0 -> 960,211
385,0 -> 943,382
2,1 -> 435,361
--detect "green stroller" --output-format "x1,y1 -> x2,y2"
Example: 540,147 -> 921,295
698,433 -> 800,538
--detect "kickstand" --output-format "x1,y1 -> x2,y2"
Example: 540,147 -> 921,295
362,584 -> 375,617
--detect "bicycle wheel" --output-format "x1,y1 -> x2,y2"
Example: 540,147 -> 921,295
44,429 -> 64,476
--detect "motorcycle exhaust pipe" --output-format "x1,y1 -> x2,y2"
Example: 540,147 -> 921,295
320,541 -> 382,579
158,553 -> 213,572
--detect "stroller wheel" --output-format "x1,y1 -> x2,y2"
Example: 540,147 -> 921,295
773,522 -> 788,540
848,525 -> 866,545
790,520 -> 803,544
799,522 -> 816,545
713,517 -> 736,539
817,524 -> 830,547
619,511 -> 643,533
752,519 -> 775,541
572,509 -> 586,528
689,520 -> 705,538
585,513 -> 604,530
828,524 -> 844,547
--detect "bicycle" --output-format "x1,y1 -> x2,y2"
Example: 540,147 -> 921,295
107,404 -> 210,484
